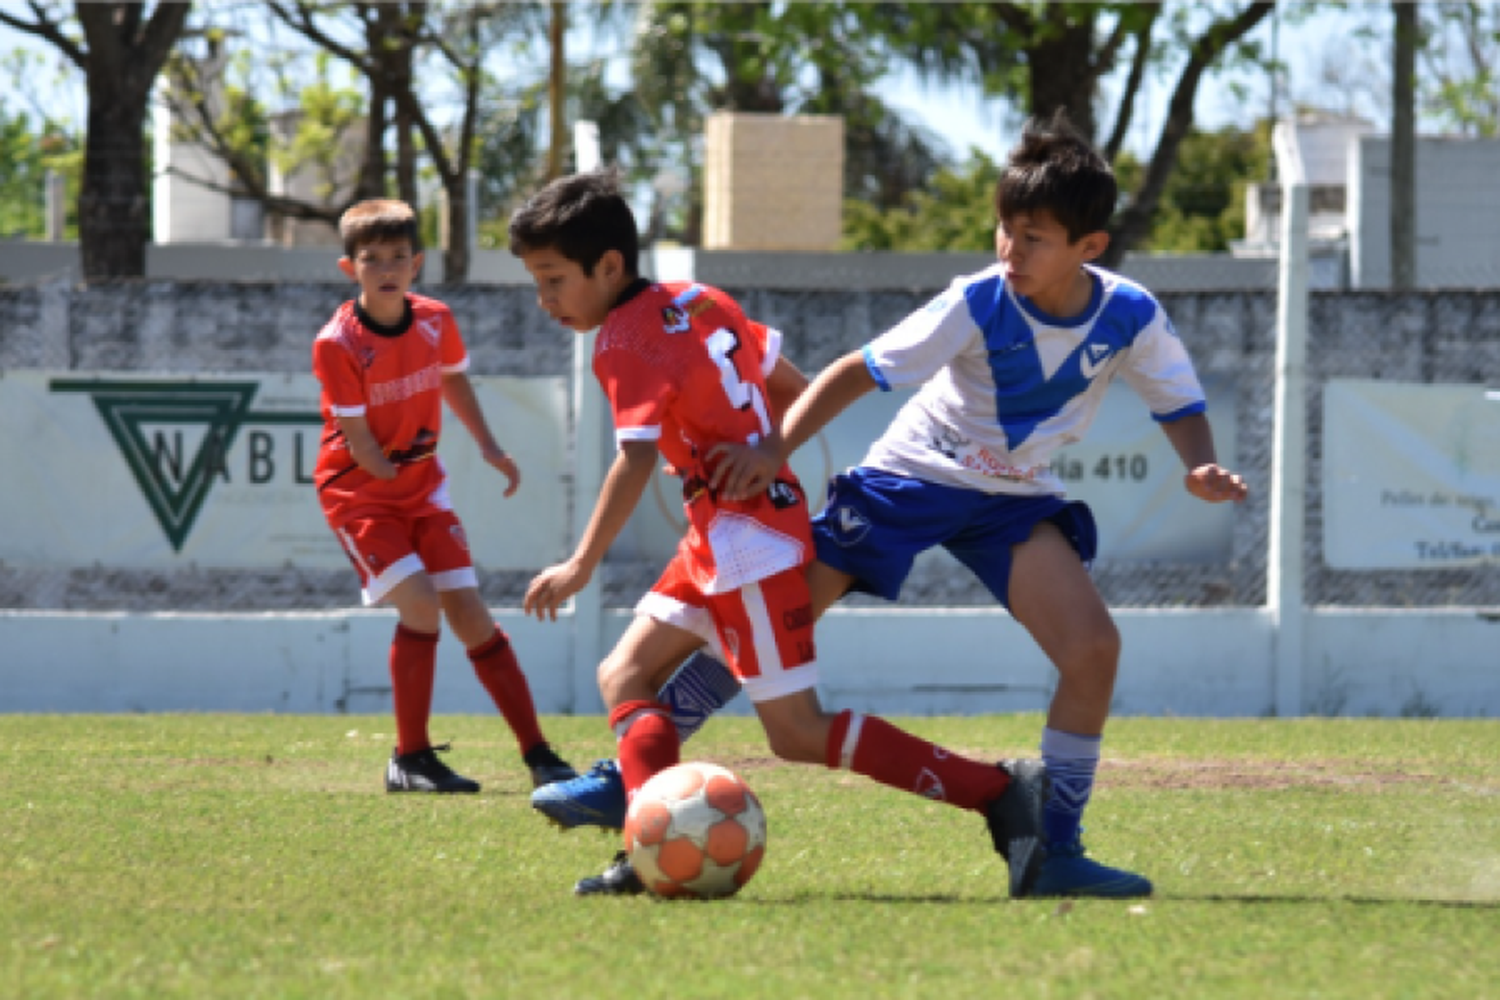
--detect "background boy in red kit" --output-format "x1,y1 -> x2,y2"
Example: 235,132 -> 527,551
312,198 -> 576,794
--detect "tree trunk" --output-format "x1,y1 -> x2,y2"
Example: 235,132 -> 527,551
1027,12 -> 1100,140
444,176 -> 470,284
74,2 -> 192,280
548,1 -> 566,180
1390,1 -> 1417,290
79,84 -> 151,279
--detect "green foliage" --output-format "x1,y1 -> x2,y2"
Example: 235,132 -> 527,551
1420,1 -> 1500,137
841,152 -> 1000,253
841,121 -> 1272,258
1139,123 -> 1271,254
1109,123 -> 1275,256
0,106 -> 81,240
3,714 -> 1498,999
272,58 -> 367,204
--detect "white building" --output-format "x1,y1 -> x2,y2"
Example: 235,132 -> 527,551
1237,110 -> 1500,289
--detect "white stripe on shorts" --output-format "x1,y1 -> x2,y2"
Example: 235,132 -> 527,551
737,580 -> 819,704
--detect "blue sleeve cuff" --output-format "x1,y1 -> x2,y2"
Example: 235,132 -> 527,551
1153,400 -> 1208,423
862,345 -> 891,392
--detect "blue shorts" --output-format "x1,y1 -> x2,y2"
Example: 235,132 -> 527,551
810,467 -> 1098,610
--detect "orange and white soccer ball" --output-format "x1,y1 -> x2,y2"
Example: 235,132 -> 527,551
623,761 -> 767,899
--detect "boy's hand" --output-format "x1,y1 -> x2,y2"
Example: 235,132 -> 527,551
1185,464 -> 1248,503
524,558 -> 591,621
481,446 -> 521,497
707,439 -> 782,502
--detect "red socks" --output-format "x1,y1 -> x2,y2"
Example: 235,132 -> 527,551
609,700 -> 680,801
390,624 -> 438,756
826,710 -> 1009,812
468,629 -> 546,755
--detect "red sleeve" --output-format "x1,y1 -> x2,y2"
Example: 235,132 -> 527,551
595,344 -> 676,441
312,331 -> 367,416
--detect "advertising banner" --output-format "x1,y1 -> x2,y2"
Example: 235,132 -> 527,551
1323,379 -> 1500,569
0,371 -> 569,570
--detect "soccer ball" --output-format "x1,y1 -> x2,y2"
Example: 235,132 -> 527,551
623,761 -> 767,899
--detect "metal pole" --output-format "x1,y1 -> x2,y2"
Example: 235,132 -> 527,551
568,329 -> 607,714
1269,120 -> 1309,717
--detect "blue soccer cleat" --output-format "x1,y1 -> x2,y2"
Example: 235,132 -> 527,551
1030,835 -> 1154,898
530,758 -> 628,831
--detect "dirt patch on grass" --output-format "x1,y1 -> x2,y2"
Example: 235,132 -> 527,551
1100,758 -> 1457,791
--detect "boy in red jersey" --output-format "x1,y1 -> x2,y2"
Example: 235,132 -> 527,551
312,199 -> 576,794
509,172 -> 1049,899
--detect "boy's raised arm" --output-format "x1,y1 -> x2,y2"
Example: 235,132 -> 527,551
764,355 -> 809,423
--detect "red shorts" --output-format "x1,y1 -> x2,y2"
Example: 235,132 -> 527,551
333,509 -> 478,606
636,556 -> 818,704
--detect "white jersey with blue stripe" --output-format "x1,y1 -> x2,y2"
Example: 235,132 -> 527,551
860,263 -> 1206,496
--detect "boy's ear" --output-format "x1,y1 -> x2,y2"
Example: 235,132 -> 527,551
337,257 -> 357,281
598,248 -> 624,281
411,251 -> 424,271
1078,230 -> 1110,262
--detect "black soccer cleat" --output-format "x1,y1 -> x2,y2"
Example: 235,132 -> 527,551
984,758 -> 1050,898
385,743 -> 481,794
574,850 -> 645,897
523,743 -> 579,789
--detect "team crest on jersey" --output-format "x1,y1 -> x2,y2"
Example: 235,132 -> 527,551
1079,341 -> 1113,379
661,305 -> 690,333
418,317 -> 442,346
828,505 -> 871,546
767,480 -> 800,509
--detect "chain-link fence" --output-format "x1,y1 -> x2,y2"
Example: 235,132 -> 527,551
1,276 -> 1496,612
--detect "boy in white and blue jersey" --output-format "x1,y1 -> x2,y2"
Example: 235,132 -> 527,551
536,112 -> 1246,898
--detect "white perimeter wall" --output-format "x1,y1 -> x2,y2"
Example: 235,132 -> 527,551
3,607 -> 1496,719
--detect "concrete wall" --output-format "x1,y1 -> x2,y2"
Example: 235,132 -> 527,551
0,278 -> 1495,719
4,606 -> 1496,718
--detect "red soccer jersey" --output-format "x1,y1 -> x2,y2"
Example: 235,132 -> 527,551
311,294 -> 467,527
595,281 -> 812,593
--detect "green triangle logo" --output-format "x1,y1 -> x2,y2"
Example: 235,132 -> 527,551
52,379 -> 261,552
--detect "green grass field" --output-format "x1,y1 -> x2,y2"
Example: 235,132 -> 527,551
4,714 -> 1498,999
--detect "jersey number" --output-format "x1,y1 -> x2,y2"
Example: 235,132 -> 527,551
706,327 -> 772,442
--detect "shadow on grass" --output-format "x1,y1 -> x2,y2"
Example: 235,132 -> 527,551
736,892 -> 1500,910
1164,892 -> 1500,910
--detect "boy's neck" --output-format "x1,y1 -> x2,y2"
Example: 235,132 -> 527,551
356,296 -> 412,333
1029,268 -> 1096,320
610,276 -> 652,311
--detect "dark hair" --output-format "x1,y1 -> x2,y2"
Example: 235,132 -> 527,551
338,199 -> 421,258
995,110 -> 1117,242
508,170 -> 640,277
